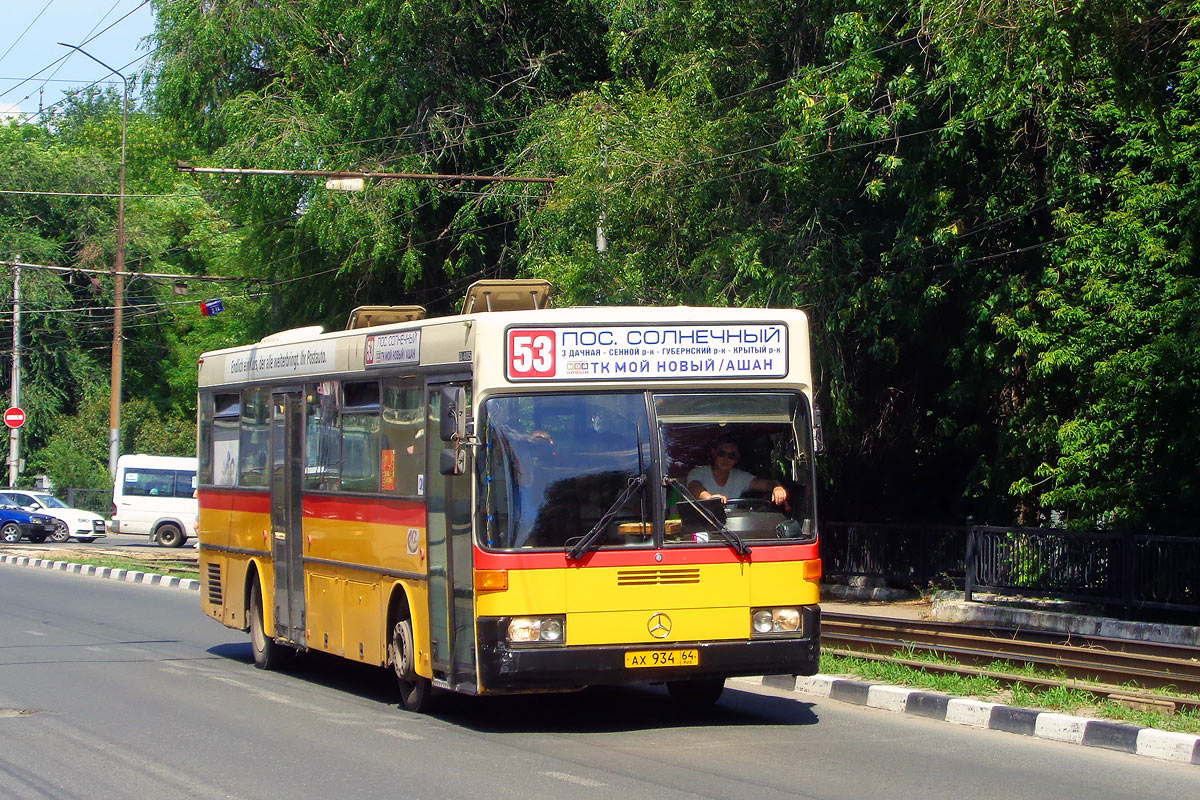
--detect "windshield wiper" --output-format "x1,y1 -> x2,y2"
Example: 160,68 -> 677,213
567,474 -> 647,561
664,476 -> 751,558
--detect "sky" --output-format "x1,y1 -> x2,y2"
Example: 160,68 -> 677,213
0,0 -> 156,122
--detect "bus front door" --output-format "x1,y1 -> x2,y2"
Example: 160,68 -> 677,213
425,380 -> 477,691
270,389 -> 306,646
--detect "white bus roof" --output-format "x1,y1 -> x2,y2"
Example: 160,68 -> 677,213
199,299 -> 811,393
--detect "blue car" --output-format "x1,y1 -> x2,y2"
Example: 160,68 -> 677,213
0,495 -> 58,543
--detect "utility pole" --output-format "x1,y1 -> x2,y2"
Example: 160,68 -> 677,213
61,42 -> 127,476
9,256 -> 20,487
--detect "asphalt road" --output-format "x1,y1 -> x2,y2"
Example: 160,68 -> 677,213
2,564 -> 1198,800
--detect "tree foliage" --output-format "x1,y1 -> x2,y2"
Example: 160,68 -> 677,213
1,90 -> 252,488
3,1 -> 1197,530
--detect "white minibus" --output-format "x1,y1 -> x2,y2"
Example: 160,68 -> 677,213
111,454 -> 198,547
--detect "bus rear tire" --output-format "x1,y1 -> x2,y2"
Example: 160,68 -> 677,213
666,678 -> 725,706
249,578 -> 290,670
390,618 -> 432,712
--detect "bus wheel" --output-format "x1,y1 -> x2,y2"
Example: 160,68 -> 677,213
389,618 -> 432,711
666,678 -> 725,706
249,578 -> 289,670
157,523 -> 185,548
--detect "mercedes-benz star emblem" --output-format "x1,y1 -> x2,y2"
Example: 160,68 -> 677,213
647,612 -> 672,639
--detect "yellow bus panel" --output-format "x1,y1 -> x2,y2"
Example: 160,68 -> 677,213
569,606 -> 753,645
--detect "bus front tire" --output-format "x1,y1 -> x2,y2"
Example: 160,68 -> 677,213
157,523 -> 185,548
666,678 -> 725,706
389,618 -> 432,712
249,578 -> 289,670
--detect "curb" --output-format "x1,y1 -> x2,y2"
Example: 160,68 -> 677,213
739,674 -> 1200,766
0,553 -> 201,592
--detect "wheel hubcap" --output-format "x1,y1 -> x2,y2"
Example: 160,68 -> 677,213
392,623 -> 413,678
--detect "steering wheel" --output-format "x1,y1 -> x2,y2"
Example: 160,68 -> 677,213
723,497 -> 776,513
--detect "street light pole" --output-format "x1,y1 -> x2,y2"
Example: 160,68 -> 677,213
60,43 -> 126,476
9,256 -> 21,488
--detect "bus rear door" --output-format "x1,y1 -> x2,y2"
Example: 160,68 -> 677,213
270,389 -> 306,646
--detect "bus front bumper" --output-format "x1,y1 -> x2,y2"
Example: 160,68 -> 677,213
477,608 -> 820,691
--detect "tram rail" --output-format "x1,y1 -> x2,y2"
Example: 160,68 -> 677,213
821,611 -> 1200,713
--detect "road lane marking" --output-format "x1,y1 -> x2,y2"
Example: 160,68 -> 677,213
376,728 -> 422,740
542,771 -> 607,788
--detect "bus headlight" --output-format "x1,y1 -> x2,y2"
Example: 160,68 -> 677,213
507,616 -> 566,645
751,607 -> 804,637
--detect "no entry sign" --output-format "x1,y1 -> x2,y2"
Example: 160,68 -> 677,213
4,407 -> 25,428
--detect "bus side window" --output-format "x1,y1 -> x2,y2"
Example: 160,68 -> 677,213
382,378 -> 424,496
212,393 -> 240,487
305,381 -> 340,491
340,380 -> 381,494
198,394 -> 215,485
239,387 -> 270,487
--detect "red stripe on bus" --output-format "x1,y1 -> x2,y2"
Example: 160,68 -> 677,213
302,494 -> 426,528
198,488 -> 270,514
198,489 -> 424,528
473,542 -> 819,570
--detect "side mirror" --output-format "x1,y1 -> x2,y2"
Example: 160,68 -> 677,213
439,386 -> 467,443
440,446 -> 466,476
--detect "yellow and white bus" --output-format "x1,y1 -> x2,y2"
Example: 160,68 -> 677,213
196,280 -> 822,710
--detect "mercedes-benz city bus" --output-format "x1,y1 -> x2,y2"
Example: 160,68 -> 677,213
196,280 -> 822,710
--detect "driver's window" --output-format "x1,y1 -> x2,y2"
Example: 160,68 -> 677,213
655,393 -> 812,544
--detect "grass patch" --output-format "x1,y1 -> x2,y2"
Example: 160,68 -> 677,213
819,651 -> 1200,735
822,652 -> 1002,697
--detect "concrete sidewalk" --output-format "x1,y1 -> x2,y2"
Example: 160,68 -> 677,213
822,583 -> 1200,646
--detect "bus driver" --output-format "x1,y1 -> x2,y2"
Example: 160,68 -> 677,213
687,437 -> 788,507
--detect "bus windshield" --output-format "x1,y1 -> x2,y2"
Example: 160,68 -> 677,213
482,393 -> 652,550
481,391 -> 815,551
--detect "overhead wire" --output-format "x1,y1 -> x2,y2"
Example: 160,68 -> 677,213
0,0 -> 152,107
0,0 -> 55,69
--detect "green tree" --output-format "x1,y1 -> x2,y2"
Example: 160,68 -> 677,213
136,0 -> 1200,532
149,0 -> 611,325
2,90 -> 251,485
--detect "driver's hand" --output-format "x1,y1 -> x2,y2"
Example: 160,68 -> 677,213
771,486 -> 788,506
706,493 -> 728,503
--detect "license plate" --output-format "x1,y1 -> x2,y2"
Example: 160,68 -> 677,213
624,649 -> 699,669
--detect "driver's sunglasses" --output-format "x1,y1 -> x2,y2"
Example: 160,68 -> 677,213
715,449 -> 739,460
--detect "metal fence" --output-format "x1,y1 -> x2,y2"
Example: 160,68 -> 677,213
966,526 -> 1200,615
62,488 -> 111,517
820,521 -> 968,590
821,521 -> 1200,616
